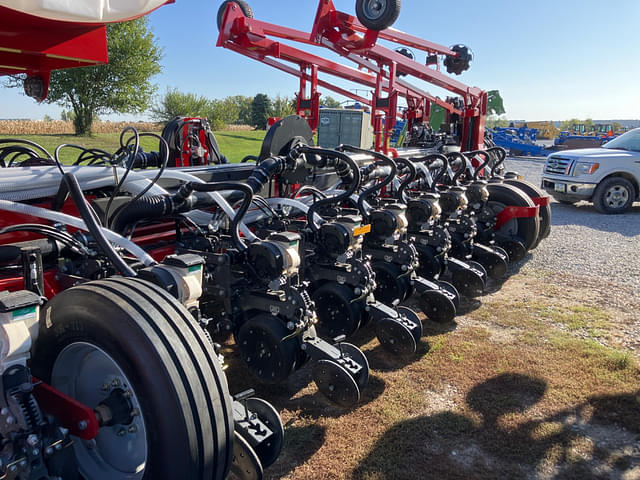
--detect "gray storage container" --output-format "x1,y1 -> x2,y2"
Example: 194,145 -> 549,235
317,108 -> 373,149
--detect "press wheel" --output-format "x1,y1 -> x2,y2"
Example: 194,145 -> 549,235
396,306 -> 423,342
419,289 -> 456,323
230,432 -> 263,480
312,359 -> 361,407
244,398 -> 284,468
336,342 -> 370,390
375,317 -> 417,357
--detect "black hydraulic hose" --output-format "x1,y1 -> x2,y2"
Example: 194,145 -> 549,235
466,150 -> 491,180
62,172 -> 137,277
337,145 -> 397,218
412,154 -> 448,192
447,152 -> 471,184
486,146 -> 507,177
182,182 -> 253,252
394,157 -> 417,202
296,145 -> 361,232
111,195 -> 178,234
246,156 -> 288,194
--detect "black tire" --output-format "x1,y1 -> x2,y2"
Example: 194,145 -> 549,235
371,261 -> 406,304
593,177 -> 636,214
355,0 -> 401,31
505,178 -> 552,246
32,277 -> 234,480
486,183 -> 540,251
217,0 -> 253,30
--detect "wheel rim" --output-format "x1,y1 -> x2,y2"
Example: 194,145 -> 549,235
487,200 -> 518,236
51,342 -> 147,480
604,185 -> 630,208
362,0 -> 387,20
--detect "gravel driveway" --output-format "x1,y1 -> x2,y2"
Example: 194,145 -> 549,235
504,157 -> 640,293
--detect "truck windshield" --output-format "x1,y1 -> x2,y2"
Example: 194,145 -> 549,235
602,129 -> 640,152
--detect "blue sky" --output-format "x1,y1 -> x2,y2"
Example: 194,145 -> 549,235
1,0 -> 639,121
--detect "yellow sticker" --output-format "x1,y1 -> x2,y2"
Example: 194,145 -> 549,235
353,224 -> 372,236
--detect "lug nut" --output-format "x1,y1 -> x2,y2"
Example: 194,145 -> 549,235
117,428 -> 126,437
26,434 -> 39,446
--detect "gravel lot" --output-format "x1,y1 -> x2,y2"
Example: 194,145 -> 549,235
504,157 -> 640,293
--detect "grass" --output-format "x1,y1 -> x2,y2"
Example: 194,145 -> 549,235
216,270 -> 640,480
8,130 -> 266,164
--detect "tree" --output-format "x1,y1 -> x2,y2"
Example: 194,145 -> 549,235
250,93 -> 272,130
228,95 -> 253,125
207,97 -> 240,130
320,95 -> 341,108
270,94 -> 296,118
487,90 -> 505,116
152,88 -> 212,122
37,18 -> 160,135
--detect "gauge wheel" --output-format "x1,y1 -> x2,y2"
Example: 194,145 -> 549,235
593,177 -> 636,214
237,314 -> 299,384
312,283 -> 364,339
371,261 -> 406,304
505,178 -> 552,246
355,0 -> 401,31
486,183 -> 540,251
31,277 -> 234,480
217,0 -> 254,30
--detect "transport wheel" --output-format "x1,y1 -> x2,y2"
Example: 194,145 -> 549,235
396,306 -> 423,342
486,183 -> 540,251
313,283 -> 363,338
336,342 -> 370,390
505,178 -> 552,246
312,360 -> 361,407
243,398 -> 284,468
593,177 -> 636,214
32,278 -> 234,480
355,0 -> 401,31
237,314 -> 299,384
217,0 -> 254,30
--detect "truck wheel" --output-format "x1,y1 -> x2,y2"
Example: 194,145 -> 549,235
217,0 -> 253,30
32,278 -> 234,480
355,0 -> 401,31
593,177 -> 636,214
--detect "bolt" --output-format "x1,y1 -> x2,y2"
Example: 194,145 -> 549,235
45,447 -> 54,456
9,465 -> 16,472
100,383 -> 109,392
128,425 -> 137,433
6,416 -> 14,424
26,434 -> 39,446
85,439 -> 96,450
111,379 -> 121,388
77,420 -> 87,431
59,427 -> 69,437
131,408 -> 140,418
55,443 -> 62,451
123,390 -> 133,399
19,460 -> 27,467
0,408 -> 7,416
31,449 -> 39,457
117,428 -> 126,437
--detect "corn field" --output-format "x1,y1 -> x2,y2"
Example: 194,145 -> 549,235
0,120 -> 162,135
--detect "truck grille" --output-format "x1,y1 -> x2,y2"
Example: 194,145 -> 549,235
544,156 -> 572,175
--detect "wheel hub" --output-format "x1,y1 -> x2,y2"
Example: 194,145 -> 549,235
605,186 -> 629,207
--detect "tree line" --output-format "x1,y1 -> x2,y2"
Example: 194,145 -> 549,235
150,89 -> 341,130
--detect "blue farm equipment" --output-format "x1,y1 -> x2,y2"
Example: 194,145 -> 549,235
488,127 -> 552,157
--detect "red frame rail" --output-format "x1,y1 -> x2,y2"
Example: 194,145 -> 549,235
217,0 -> 487,153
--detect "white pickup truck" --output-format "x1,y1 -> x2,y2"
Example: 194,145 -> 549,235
541,128 -> 640,213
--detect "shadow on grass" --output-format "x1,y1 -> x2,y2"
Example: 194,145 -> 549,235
217,133 -> 264,142
353,373 -> 640,479
265,423 -> 327,479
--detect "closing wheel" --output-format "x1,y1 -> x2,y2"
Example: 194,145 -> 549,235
396,306 -> 423,342
231,432 -> 263,480
312,359 -> 361,407
237,314 -> 299,384
32,278 -> 234,480
372,261 -> 406,304
355,0 -> 401,31
336,342 -> 370,390
375,317 -> 417,357
313,283 -> 364,338
437,280 -> 460,309
244,398 -> 284,468
467,260 -> 488,283
419,289 -> 456,323
493,245 -> 510,264
217,0 -> 254,30
472,248 -> 508,279
500,239 -> 527,263
450,265 -> 485,298
505,178 -> 552,246
487,183 -> 540,251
